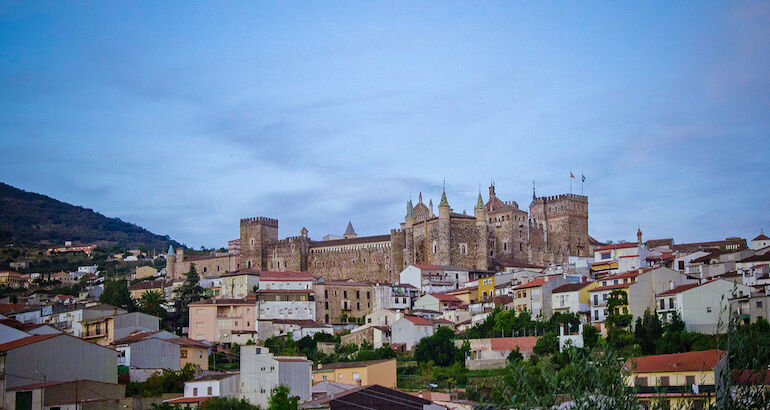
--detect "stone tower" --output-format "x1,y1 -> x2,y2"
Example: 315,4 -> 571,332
436,188 -> 451,264
166,245 -> 176,278
239,217 -> 279,270
474,192 -> 489,269
529,194 -> 589,260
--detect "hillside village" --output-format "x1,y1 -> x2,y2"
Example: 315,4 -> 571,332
1,224 -> 770,409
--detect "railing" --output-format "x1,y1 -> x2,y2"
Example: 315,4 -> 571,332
634,384 -> 716,394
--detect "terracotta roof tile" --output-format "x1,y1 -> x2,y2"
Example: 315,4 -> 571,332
402,315 -> 433,326
596,242 -> 639,251
316,359 -> 392,370
428,293 -> 462,302
489,336 -> 539,353
657,283 -> 702,296
624,350 -> 725,373
753,234 -> 770,241
0,334 -> 60,351
552,282 -> 591,294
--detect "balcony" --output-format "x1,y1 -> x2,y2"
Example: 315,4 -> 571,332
216,313 -> 242,318
633,384 -> 716,395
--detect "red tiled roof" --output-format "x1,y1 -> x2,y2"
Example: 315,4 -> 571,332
129,279 -> 167,291
0,304 -> 27,314
165,396 -> 214,404
489,336 -> 538,353
590,283 -> 632,292
316,359 -> 392,370
0,334 -> 60,351
402,315 -> 433,326
552,282 -> 591,294
318,280 -> 373,287
624,350 -> 725,373
169,337 -> 209,348
429,293 -> 462,303
657,283 -> 702,296
753,234 -> 770,241
256,289 -> 313,293
596,242 -> 639,252
192,373 -> 238,382
259,271 -> 313,281
113,331 -> 163,345
514,278 -> 546,290
740,254 -> 770,263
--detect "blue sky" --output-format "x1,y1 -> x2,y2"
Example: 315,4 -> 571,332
1,1 -> 768,248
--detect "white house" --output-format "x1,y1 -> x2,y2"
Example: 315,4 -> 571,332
656,279 -> 753,334
751,233 -> 770,250
239,345 -> 312,408
591,242 -> 650,277
412,293 -> 462,312
257,271 -> 315,321
164,373 -> 240,406
399,264 -> 469,294
391,315 -> 434,350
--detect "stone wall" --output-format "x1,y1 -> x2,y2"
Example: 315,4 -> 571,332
307,242 -> 393,283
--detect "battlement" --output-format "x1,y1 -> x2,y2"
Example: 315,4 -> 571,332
531,193 -> 588,204
391,228 -> 404,234
240,216 -> 279,228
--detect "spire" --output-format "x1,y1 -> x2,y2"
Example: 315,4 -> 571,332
476,192 -> 485,210
532,180 -> 536,200
438,189 -> 449,208
405,200 -> 415,218
167,245 -> 174,256
418,192 -> 423,204
344,221 -> 356,236
428,198 -> 434,216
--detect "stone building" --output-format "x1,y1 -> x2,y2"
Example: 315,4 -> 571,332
167,245 -> 239,280
236,183 -> 589,284
314,280 -> 375,324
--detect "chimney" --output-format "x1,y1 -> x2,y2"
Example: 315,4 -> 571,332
637,228 -> 643,245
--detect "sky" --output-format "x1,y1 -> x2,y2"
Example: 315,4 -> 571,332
1,1 -> 769,249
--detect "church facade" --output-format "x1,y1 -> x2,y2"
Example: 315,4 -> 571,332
236,184 -> 589,283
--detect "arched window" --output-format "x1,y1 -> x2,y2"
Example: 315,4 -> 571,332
432,242 -> 437,254
503,242 -> 508,251
250,238 -> 255,246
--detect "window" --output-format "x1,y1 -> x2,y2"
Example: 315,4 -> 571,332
758,301 -> 763,308
601,253 -> 611,260
324,290 -> 328,298
503,242 -> 507,251
344,291 -> 348,298
325,302 -> 329,309
366,291 -> 370,299
433,243 -> 437,254
685,375 -> 695,385
207,386 -> 213,395
352,372 -> 360,380
461,244 -> 467,254
338,374 -> 343,381
356,291 -> 360,299
658,376 -> 669,386
193,387 -> 198,396
707,307 -> 712,313
635,376 -> 648,386
660,299 -> 665,310
323,375 -> 327,381
180,349 -> 188,358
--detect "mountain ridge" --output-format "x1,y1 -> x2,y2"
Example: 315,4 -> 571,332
0,181 -> 180,250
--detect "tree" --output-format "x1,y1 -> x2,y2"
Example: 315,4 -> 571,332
99,280 -> 136,311
606,290 -> 633,350
533,331 -> 558,356
267,384 -> 298,410
634,309 -> 663,355
139,290 -> 167,318
199,397 -> 259,410
414,326 -> 458,367
173,264 -> 204,329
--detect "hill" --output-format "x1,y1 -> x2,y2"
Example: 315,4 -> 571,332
0,182 -> 180,250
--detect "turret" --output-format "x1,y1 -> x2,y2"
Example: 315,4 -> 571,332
344,221 -> 357,239
438,189 -> 451,219
475,192 -> 487,224
405,200 -> 415,228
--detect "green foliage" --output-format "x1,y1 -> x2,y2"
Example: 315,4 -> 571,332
533,331 -> 558,356
724,317 -> 770,369
477,348 -> 638,409
173,264 -> 205,329
507,347 -> 523,364
634,309 -> 664,355
99,279 -> 137,311
0,181 -> 179,249
464,307 -> 581,339
138,290 -> 167,318
267,384 -> 298,410
414,326 -> 459,367
199,397 -> 259,410
582,324 -> 600,350
125,363 -> 197,397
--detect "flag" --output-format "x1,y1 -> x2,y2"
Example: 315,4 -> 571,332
582,174 -> 586,182
570,171 -> 575,179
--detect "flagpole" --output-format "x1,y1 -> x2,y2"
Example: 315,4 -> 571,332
581,171 -> 584,195
570,170 -> 572,194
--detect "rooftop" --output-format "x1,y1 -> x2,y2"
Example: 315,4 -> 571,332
624,349 -> 725,373
0,334 -> 60,351
315,359 -> 393,370
259,271 -> 313,281
596,242 -> 639,252
551,282 -> 592,294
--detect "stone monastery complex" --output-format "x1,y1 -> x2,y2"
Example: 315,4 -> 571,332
169,184 -> 591,283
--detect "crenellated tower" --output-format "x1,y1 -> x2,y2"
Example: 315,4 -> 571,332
239,217 -> 279,270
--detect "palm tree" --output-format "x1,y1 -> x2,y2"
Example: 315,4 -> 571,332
139,290 -> 167,319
